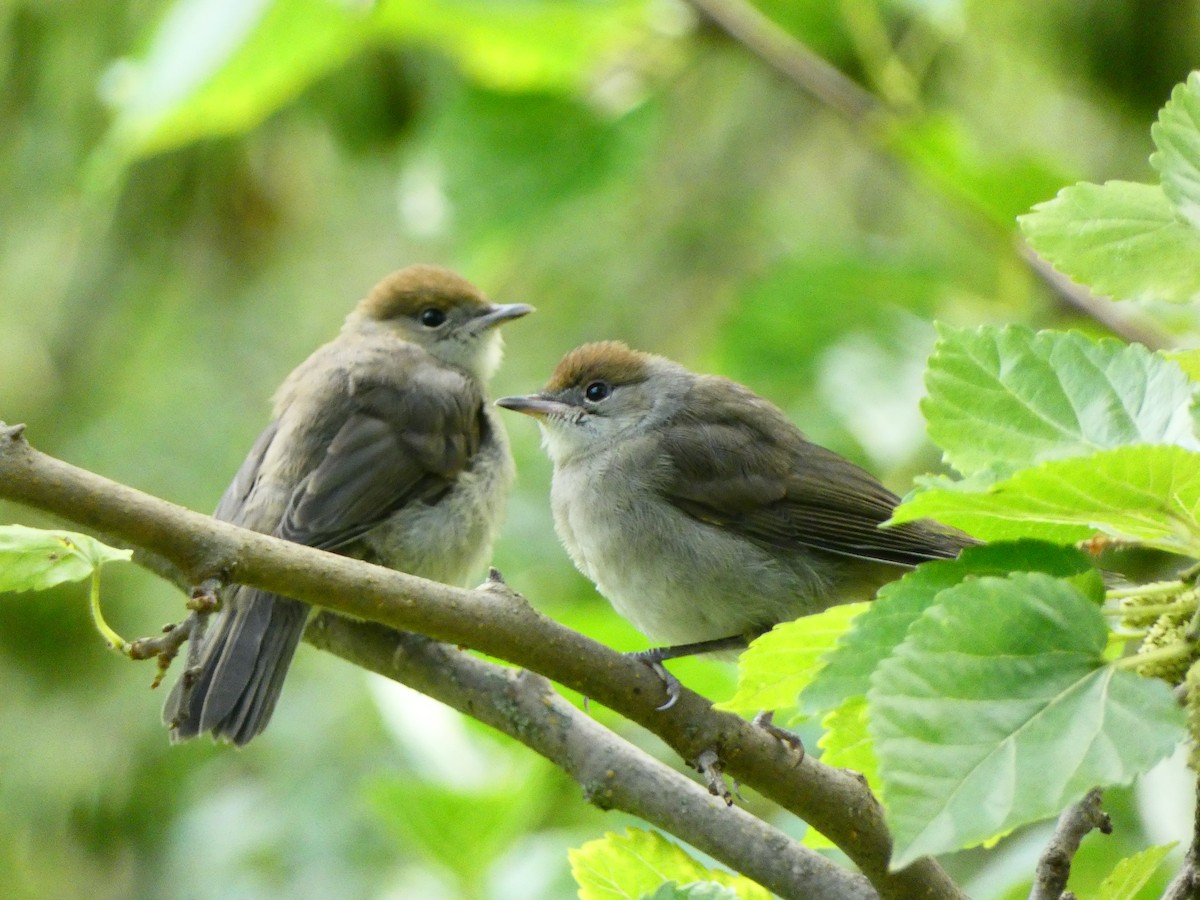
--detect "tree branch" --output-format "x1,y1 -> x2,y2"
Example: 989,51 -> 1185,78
1028,788 -> 1111,900
0,422 -> 966,900
1163,777 -> 1200,900
683,0 -> 1172,350
306,612 -> 876,900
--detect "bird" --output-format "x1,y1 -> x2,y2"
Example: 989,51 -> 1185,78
496,341 -> 972,705
164,265 -> 532,745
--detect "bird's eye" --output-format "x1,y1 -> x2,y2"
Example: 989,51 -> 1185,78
584,381 -> 611,402
419,307 -> 447,328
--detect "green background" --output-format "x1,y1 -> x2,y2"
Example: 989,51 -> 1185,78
1,1 -> 1197,897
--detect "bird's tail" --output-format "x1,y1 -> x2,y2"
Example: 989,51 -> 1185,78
164,588 -> 309,746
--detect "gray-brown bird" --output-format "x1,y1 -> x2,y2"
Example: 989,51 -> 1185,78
166,265 -> 531,745
497,342 -> 971,704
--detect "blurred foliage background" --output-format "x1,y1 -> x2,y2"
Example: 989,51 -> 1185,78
2,0 -> 1200,897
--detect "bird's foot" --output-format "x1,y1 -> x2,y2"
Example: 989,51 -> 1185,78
628,648 -> 682,710
753,710 -> 805,765
692,749 -> 734,806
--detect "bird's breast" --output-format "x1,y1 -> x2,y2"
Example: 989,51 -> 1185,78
549,453 -> 831,645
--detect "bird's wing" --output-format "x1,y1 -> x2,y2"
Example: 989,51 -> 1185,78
659,377 -> 969,567
275,371 -> 483,551
213,420 -> 281,527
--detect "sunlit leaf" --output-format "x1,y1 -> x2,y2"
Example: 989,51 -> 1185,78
893,445 -> 1200,556
717,603 -> 868,717
1097,843 -> 1177,900
923,325 -> 1199,477
1152,71 -> 1200,231
93,0 -> 370,177
570,829 -> 769,900
1019,181 -> 1200,304
0,525 -> 132,593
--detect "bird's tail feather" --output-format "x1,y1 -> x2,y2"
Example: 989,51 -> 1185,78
164,588 -> 309,746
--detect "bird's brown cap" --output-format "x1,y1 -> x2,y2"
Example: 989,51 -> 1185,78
358,265 -> 489,320
545,341 -> 654,393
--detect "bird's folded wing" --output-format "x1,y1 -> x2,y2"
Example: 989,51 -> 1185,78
659,377 -> 968,566
277,373 -> 483,551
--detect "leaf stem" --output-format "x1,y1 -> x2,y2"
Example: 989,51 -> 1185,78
89,568 -> 128,652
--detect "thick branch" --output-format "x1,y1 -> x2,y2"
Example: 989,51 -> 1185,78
306,613 -> 876,900
683,0 -> 1172,350
1028,788 -> 1111,900
0,424 -> 965,900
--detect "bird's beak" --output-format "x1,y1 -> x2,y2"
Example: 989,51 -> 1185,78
476,303 -> 534,330
495,394 -> 577,420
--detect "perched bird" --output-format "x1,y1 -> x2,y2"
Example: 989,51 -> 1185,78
497,341 -> 971,702
165,265 -> 531,745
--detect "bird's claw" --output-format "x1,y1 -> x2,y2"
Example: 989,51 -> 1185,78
629,650 -> 682,709
752,710 -> 805,765
693,749 -> 733,806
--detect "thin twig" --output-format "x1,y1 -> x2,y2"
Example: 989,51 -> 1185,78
1163,778 -> 1200,900
683,0 -> 1173,349
1028,788 -> 1112,900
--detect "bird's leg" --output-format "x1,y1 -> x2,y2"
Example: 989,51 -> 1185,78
126,579 -> 220,689
692,748 -> 734,806
752,710 -> 805,763
630,634 -> 750,710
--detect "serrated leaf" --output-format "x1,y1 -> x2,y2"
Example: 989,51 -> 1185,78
870,573 -> 1185,869
893,445 -> 1200,556
802,696 -> 880,851
0,525 -> 132,593
1164,348 -> 1200,382
1097,842 -> 1177,900
1019,181 -> 1200,304
799,542 -> 1100,715
571,829 -> 770,900
1152,72 -> 1200,230
923,325 -> 1199,477
716,603 -> 869,716
819,696 -> 878,782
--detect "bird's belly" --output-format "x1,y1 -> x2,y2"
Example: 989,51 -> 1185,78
360,450 -> 513,588
553,476 -> 829,646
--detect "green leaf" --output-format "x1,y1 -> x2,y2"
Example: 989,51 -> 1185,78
716,603 -> 869,717
1019,181 -> 1200,304
368,772 -> 545,884
890,114 -> 1072,228
1097,843 -> 1177,900
643,883 -> 740,900
799,542 -> 1100,715
0,525 -> 132,593
893,445 -> 1200,556
799,697 -> 879,850
819,696 -> 878,783
1152,72 -> 1200,231
570,829 -> 770,900
923,325 -> 1199,477
93,0 -> 371,177
375,0 -> 644,94
870,573 -> 1185,869
1164,348 -> 1200,382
